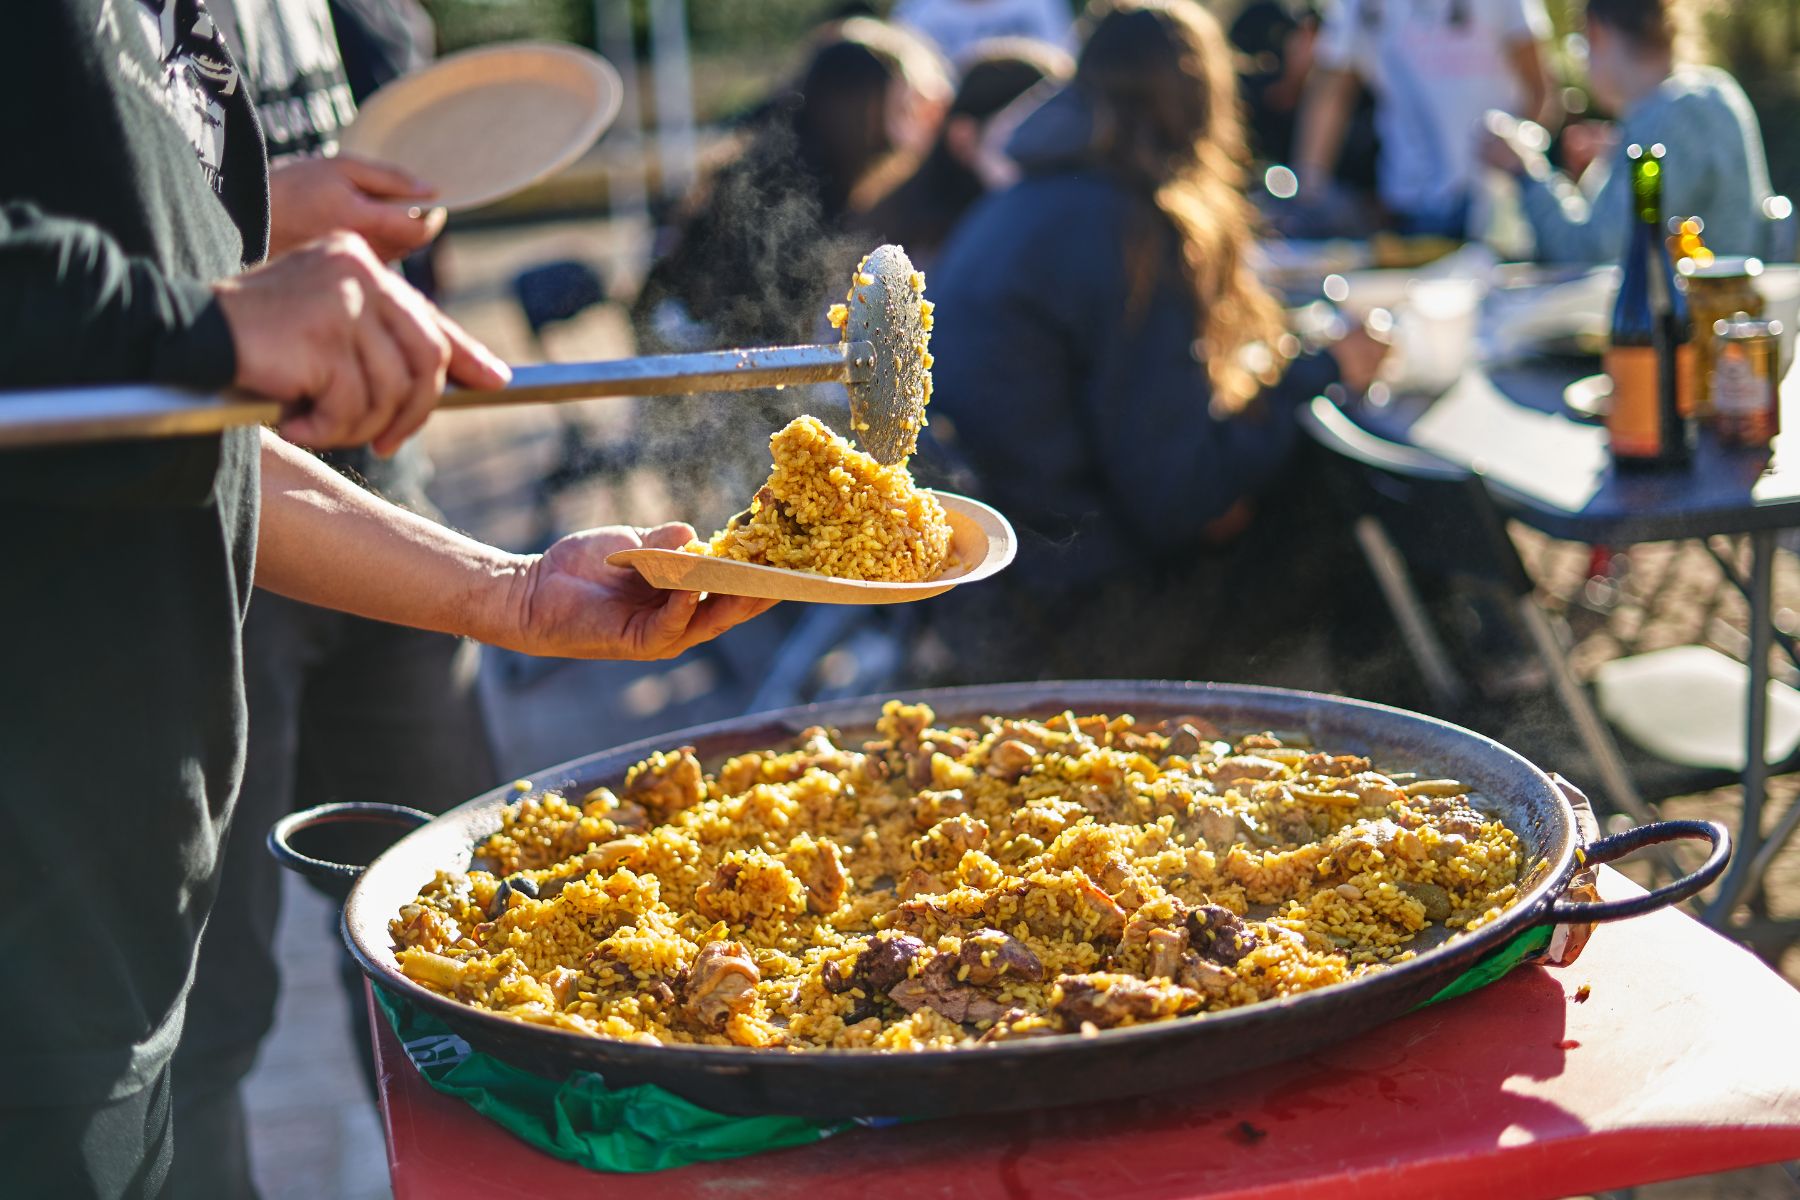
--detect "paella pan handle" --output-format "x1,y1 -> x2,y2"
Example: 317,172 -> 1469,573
268,802 -> 435,897
1539,819 -> 1731,924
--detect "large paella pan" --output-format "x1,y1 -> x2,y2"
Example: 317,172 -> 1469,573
273,681 -> 1725,1118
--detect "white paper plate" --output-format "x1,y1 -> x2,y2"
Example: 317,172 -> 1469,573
340,42 -> 622,212
608,492 -> 1017,605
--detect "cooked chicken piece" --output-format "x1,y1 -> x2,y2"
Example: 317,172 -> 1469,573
1209,755 -> 1288,789
1237,733 -> 1283,751
622,747 -> 705,821
883,894 -> 955,937
1300,753 -> 1371,778
1176,954 -> 1234,996
1146,926 -> 1188,979
1071,877 -> 1129,943
913,814 -> 989,873
985,738 -> 1039,782
1332,772 -> 1409,809
784,837 -> 848,914
1192,806 -> 1244,851
1051,972 -> 1202,1030
685,941 -> 760,1030
881,702 -> 933,751
956,929 -> 1046,985
544,965 -> 582,1009
692,861 -> 741,923
896,866 -> 939,900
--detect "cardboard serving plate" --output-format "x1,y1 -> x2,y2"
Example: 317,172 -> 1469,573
607,492 -> 1016,604
340,42 -> 622,212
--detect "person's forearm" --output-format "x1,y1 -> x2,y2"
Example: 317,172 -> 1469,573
0,203 -> 234,389
1293,68 -> 1357,188
254,430 -> 531,646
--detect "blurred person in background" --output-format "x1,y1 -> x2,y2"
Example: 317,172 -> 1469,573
633,17 -> 950,520
170,3 -> 496,1195
1293,0 -> 1556,238
892,0 -> 1076,62
1230,0 -> 1378,199
858,38 -> 1074,268
1482,0 -> 1774,262
918,0 -> 1385,686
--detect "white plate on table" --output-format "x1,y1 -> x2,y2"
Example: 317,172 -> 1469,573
340,42 -> 622,212
606,492 -> 1017,605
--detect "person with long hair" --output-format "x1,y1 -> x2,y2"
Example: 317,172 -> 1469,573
1482,0 -> 1774,262
636,18 -> 950,353
859,38 -> 1074,267
919,0 -> 1383,685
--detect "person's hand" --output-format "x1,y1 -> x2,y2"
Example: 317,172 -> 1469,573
1478,127 -> 1528,176
1560,120 -> 1617,180
1327,325 -> 1389,395
497,524 -> 778,660
267,154 -> 446,263
213,232 -> 510,454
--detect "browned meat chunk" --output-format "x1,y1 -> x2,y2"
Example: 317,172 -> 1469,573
1404,881 -> 1454,921
887,953 -> 1009,1026
622,747 -> 704,821
883,894 -> 955,937
685,942 -> 759,1030
1210,755 -> 1287,789
956,929 -> 1046,985
1051,973 -> 1202,1030
1162,724 -> 1206,761
824,932 -> 926,995
1301,753 -> 1371,778
1187,904 -> 1259,965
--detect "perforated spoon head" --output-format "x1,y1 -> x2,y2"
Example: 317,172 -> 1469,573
843,243 -> 931,466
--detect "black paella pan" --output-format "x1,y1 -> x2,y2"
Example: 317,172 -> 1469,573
272,681 -> 1727,1119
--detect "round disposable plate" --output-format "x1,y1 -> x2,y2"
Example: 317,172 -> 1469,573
340,42 -> 622,212
607,491 -> 1016,604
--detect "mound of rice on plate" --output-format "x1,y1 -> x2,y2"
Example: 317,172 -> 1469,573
692,415 -> 952,583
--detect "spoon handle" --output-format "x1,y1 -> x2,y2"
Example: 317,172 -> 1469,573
0,342 -> 873,449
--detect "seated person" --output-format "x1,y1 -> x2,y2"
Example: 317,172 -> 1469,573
858,37 -> 1073,268
918,0 -> 1382,686
1484,0 -> 1774,262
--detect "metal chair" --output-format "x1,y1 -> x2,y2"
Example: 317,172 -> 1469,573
1298,395 -> 1658,826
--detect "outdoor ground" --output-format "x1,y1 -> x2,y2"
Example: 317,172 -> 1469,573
238,217 -> 1800,1198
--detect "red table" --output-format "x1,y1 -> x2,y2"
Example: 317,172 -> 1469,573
371,869 -> 1800,1199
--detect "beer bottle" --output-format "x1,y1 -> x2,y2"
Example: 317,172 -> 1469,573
1607,144 -> 1693,467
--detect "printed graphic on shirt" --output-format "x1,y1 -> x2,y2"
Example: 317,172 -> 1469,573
224,0 -> 356,159
103,0 -> 240,194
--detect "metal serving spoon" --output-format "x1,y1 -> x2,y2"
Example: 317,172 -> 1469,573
0,243 -> 930,466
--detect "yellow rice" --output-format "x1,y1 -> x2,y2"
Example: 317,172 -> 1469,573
691,415 -> 952,582
391,703 -> 1525,1051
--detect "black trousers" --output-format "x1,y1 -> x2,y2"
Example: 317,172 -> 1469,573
168,592 -> 497,1199
0,1064 -> 175,1200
